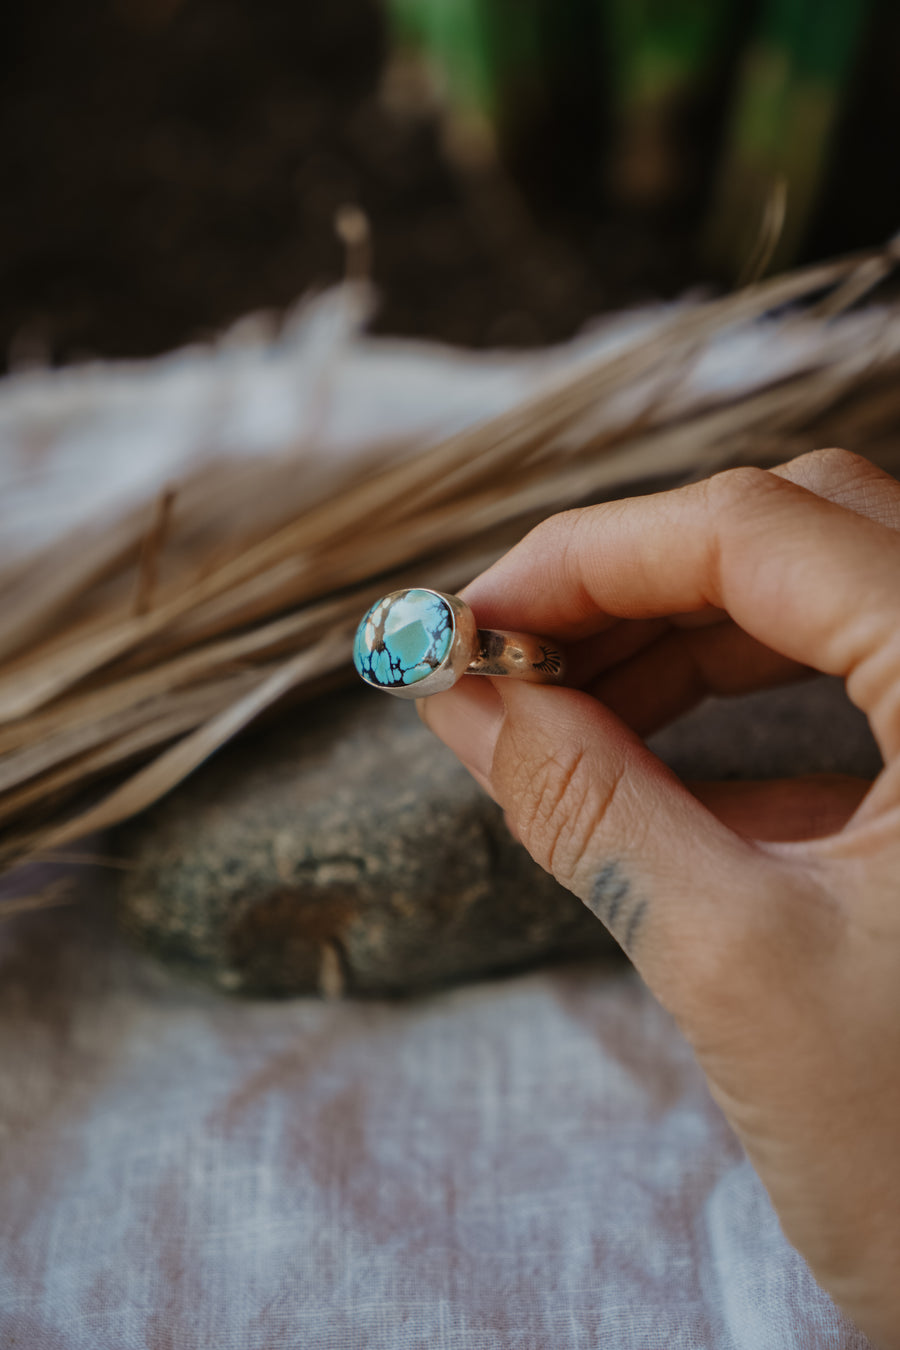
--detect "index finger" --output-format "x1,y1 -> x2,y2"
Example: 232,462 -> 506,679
463,464 -> 900,757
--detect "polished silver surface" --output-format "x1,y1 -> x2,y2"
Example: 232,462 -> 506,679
354,588 -> 565,700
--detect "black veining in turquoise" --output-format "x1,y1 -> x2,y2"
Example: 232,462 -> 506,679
354,589 -> 454,688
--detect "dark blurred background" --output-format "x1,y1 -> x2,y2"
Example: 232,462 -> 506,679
2,0 -> 900,370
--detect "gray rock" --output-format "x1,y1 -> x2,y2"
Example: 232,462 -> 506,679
649,675 -> 881,782
116,674 -> 880,997
116,689 -> 615,996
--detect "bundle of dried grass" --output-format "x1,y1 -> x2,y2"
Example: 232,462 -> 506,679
2,246 -> 900,884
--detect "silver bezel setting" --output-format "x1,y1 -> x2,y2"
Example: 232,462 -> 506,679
355,588 -> 478,701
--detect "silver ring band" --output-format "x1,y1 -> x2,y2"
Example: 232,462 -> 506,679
466,627 -> 564,681
353,588 -> 566,701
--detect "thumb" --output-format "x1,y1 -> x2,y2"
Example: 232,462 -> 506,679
418,675 -> 801,1020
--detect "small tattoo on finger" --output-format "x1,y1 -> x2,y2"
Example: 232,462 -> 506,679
589,860 -> 647,952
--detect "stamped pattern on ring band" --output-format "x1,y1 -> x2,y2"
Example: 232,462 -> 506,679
354,587 -> 565,697
532,644 -> 563,675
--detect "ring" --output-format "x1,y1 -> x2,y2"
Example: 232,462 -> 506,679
353,587 -> 566,700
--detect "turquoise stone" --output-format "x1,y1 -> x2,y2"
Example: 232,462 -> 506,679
354,589 -> 453,689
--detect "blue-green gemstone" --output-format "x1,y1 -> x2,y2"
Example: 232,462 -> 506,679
353,589 -> 453,689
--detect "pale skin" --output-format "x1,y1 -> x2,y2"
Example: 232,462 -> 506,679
417,448 -> 900,1348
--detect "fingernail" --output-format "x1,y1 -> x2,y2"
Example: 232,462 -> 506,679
417,677 -> 504,784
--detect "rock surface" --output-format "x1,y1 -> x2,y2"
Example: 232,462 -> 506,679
116,688 -> 616,996
116,675 -> 881,997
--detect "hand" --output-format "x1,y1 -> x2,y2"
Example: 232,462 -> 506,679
418,448 -> 900,1348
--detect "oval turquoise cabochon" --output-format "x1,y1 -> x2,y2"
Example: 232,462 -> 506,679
354,589 -> 454,688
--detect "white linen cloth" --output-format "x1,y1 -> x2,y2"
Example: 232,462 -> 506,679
0,893 -> 871,1349
0,290 -> 885,1347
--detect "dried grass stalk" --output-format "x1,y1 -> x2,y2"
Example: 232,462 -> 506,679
2,247 -> 900,880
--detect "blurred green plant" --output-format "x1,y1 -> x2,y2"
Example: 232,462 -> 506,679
386,0 -> 544,157
603,0 -> 736,208
384,0 -> 874,276
705,0 -> 872,275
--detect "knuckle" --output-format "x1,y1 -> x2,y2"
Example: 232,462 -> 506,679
790,445 -> 868,482
784,447 -> 900,531
555,506 -> 597,572
519,506 -> 609,632
775,448 -> 892,508
703,464 -> 778,515
793,445 -> 868,483
525,507 -> 584,553
697,466 -> 793,582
